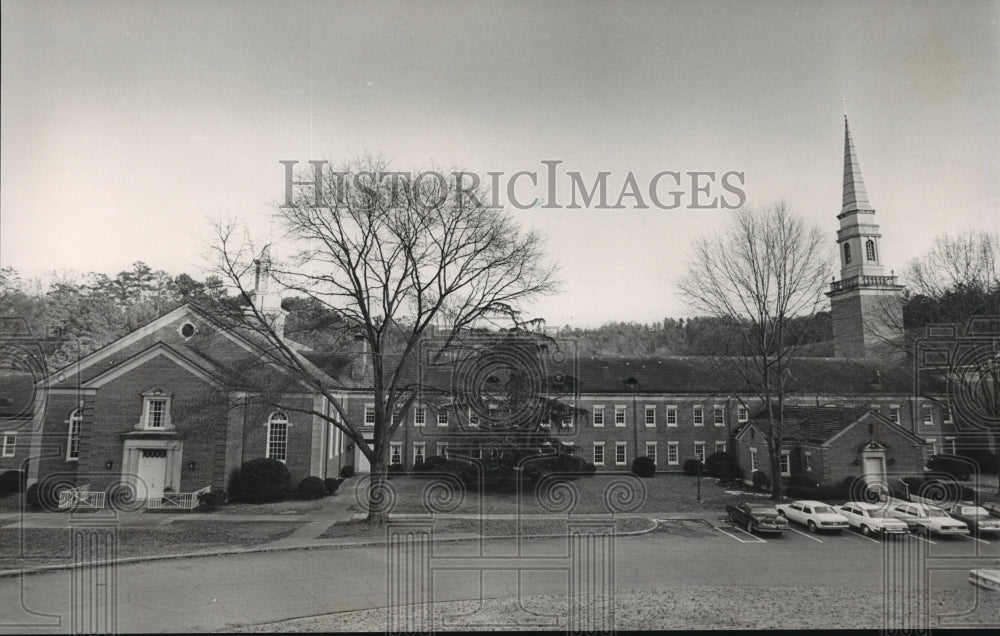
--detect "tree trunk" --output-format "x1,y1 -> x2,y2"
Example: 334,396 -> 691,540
365,458 -> 390,525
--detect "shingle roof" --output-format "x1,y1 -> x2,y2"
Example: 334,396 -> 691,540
748,405 -> 873,444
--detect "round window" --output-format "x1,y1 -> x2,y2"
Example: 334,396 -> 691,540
180,322 -> 196,338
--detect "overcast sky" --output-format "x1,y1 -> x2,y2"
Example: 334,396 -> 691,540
2,0 -> 997,327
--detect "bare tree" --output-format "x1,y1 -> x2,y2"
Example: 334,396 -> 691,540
678,202 -> 831,501
209,156 -> 558,523
906,230 -> 999,300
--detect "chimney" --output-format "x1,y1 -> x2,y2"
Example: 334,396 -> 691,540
352,333 -> 368,379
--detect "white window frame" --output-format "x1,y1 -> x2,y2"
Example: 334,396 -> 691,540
2,433 -> 15,458
614,406 -> 626,427
889,405 -> 900,425
693,406 -> 704,427
468,408 -> 480,427
540,412 -> 551,428
437,409 -> 449,427
615,441 -> 627,466
666,406 -> 677,427
563,413 -> 574,428
438,442 -> 449,457
364,404 -> 376,426
804,451 -> 813,472
390,442 -> 402,465
750,447 -> 759,472
644,405 -> 656,427
926,438 -> 937,456
694,441 -> 705,463
713,406 -> 725,427
923,406 -> 934,426
714,441 -> 726,455
66,408 -> 83,461
593,442 -> 605,466
645,442 -> 657,465
265,412 -> 289,462
780,450 -> 790,477
141,392 -> 172,430
592,406 -> 605,427
414,406 -> 426,427
667,441 -> 679,465
413,442 -> 426,464
943,405 -> 953,424
945,437 -> 956,454
737,406 -> 748,423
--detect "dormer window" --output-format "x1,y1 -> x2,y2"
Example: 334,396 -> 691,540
139,389 -> 173,431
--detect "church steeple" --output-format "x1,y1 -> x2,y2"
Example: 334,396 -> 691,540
250,245 -> 287,339
827,115 -> 904,358
841,116 -> 873,215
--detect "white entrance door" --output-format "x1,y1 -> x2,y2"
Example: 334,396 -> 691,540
136,450 -> 168,499
863,455 -> 886,484
355,437 -> 373,472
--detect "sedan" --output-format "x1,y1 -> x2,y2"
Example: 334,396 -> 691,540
981,502 -> 1000,519
774,500 -> 849,533
725,502 -> 789,534
888,502 -> 969,536
947,504 -> 1000,534
839,502 -> 910,537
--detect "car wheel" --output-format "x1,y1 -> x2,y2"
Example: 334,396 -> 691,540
862,525 -> 873,537
807,520 -> 817,533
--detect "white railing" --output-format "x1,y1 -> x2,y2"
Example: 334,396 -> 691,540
58,484 -> 107,510
145,486 -> 210,510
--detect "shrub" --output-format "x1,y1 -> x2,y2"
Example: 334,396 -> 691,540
752,470 -> 771,491
388,463 -> 404,473
785,485 -> 849,501
704,452 -> 735,476
324,477 -> 341,494
788,474 -> 818,488
422,456 -> 450,471
25,481 -> 71,512
196,489 -> 226,511
631,456 -> 656,478
956,448 -> 999,473
298,476 -> 327,500
0,470 -> 26,495
682,459 -> 703,476
230,458 -> 292,503
717,462 -> 744,483
926,454 -> 972,480
412,461 -> 427,473
339,465 -> 355,479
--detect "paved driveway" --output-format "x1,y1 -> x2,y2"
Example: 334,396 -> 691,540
2,519 -> 998,632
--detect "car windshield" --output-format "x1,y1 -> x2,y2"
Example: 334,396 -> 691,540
813,506 -> 835,514
926,509 -> 950,518
867,510 -> 887,518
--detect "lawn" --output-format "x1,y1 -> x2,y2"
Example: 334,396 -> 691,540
372,473 -> 754,516
317,516 -> 655,539
0,521 -> 300,571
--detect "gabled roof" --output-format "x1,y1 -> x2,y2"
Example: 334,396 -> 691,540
737,405 -> 925,447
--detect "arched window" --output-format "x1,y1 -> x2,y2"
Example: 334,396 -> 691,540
67,408 -> 82,460
865,239 -> 876,262
843,243 -> 852,264
266,412 -> 289,461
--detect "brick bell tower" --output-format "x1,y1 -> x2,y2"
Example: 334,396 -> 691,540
827,115 -> 905,358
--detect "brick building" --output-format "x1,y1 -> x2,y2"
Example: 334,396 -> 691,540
12,115 -> 975,501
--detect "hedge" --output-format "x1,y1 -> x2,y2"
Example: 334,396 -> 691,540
631,456 -> 656,478
229,458 -> 292,503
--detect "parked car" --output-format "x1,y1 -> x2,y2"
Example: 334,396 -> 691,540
969,560 -> 1000,592
838,502 -> 909,538
946,503 -> 1000,534
774,500 -> 849,533
981,502 -> 1000,519
887,502 -> 969,536
725,502 -> 788,534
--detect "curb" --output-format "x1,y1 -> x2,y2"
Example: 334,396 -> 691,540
0,518 -> 663,580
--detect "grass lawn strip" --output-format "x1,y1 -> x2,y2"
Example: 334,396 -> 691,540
317,516 -> 654,539
0,521 -> 300,570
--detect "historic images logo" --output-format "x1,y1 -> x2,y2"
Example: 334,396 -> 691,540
280,160 -> 746,211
